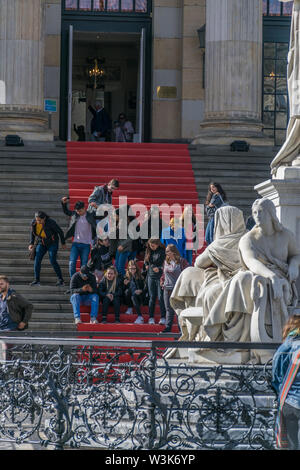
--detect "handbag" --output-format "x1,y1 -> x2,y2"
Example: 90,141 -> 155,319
28,225 -> 43,261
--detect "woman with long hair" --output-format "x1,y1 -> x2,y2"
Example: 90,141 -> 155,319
144,239 -> 166,324
124,260 -> 147,324
204,182 -> 227,245
98,266 -> 123,323
160,244 -> 189,333
272,314 -> 300,450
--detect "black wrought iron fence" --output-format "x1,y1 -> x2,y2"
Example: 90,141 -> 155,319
0,336 -> 279,450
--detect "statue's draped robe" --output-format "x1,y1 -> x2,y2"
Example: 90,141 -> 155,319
271,0 -> 300,173
170,206 -> 246,342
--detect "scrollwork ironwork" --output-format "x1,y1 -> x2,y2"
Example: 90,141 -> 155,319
0,338 -> 277,450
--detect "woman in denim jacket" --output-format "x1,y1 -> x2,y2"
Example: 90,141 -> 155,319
272,315 -> 300,449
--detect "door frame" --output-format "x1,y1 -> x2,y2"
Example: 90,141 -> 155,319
60,16 -> 152,141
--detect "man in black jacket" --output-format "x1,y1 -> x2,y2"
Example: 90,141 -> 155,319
70,265 -> 99,325
0,275 -> 33,330
88,101 -> 111,141
61,197 -> 96,278
28,211 -> 67,287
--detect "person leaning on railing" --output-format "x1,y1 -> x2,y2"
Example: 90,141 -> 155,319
272,314 -> 300,450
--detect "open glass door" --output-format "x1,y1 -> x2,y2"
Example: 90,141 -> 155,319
136,27 -> 145,143
67,25 -> 73,141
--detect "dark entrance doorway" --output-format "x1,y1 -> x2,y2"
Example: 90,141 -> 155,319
60,5 -> 152,141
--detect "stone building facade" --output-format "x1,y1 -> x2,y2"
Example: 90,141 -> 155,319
0,0 -> 293,143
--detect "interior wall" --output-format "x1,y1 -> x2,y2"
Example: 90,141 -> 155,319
71,38 -> 139,141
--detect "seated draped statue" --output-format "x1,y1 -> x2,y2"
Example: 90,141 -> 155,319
167,199 -> 300,364
165,205 -> 246,358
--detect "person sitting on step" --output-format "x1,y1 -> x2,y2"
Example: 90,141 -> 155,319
124,260 -> 148,324
70,265 -> 99,325
98,266 -> 123,323
87,236 -> 112,284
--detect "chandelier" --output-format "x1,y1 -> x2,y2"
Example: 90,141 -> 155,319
86,57 -> 106,89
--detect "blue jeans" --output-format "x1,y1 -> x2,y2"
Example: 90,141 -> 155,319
70,293 -> 99,319
34,242 -> 63,281
115,250 -> 130,276
205,218 -> 215,245
186,250 -> 193,265
69,242 -> 91,278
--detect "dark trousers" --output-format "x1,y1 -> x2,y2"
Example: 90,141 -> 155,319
34,242 -> 63,281
101,295 -> 120,320
131,294 -> 143,317
163,288 -> 176,329
147,276 -> 166,319
282,402 -> 300,450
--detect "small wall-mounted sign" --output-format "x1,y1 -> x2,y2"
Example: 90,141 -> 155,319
44,99 -> 57,113
157,86 -> 177,99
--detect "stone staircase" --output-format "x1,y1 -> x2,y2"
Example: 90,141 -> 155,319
0,142 -> 279,335
0,144 -> 75,332
189,144 -> 278,219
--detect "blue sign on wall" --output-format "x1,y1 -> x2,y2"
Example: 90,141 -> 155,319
44,99 -> 57,113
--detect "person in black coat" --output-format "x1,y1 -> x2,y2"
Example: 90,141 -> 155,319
88,101 -> 111,141
87,237 -> 112,283
143,239 -> 166,324
98,266 -> 123,323
28,211 -> 67,287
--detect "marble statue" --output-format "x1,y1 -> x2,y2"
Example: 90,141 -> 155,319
271,0 -> 300,175
165,205 -> 246,359
166,199 -> 300,364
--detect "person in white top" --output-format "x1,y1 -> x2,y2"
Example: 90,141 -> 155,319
114,113 -> 134,142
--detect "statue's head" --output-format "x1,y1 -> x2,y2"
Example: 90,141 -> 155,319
252,198 -> 283,232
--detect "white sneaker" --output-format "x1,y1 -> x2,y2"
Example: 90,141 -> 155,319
125,307 -> 133,315
148,318 -> 155,325
159,318 -> 166,325
75,318 -> 81,325
134,316 -> 144,324
90,318 -> 99,324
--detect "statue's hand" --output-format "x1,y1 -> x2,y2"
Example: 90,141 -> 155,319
270,276 -> 284,300
288,263 -> 299,283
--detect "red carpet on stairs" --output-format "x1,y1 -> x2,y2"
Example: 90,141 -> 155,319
66,142 -> 201,340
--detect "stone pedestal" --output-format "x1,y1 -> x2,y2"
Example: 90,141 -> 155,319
255,166 -> 300,296
192,0 -> 272,146
0,0 -> 53,141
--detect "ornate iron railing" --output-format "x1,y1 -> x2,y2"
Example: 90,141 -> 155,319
0,336 -> 279,450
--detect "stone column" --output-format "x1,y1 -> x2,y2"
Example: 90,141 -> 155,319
0,0 -> 53,141
193,0 -> 271,145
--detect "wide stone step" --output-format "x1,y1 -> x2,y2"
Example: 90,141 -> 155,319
27,322 -> 76,331
0,173 -> 68,181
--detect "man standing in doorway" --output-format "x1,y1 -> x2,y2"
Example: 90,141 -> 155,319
88,100 -> 111,142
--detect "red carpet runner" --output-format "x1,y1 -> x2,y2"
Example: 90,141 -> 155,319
66,142 -> 200,339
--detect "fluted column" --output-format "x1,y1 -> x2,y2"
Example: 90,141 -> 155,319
193,0 -> 270,145
0,0 -> 53,141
